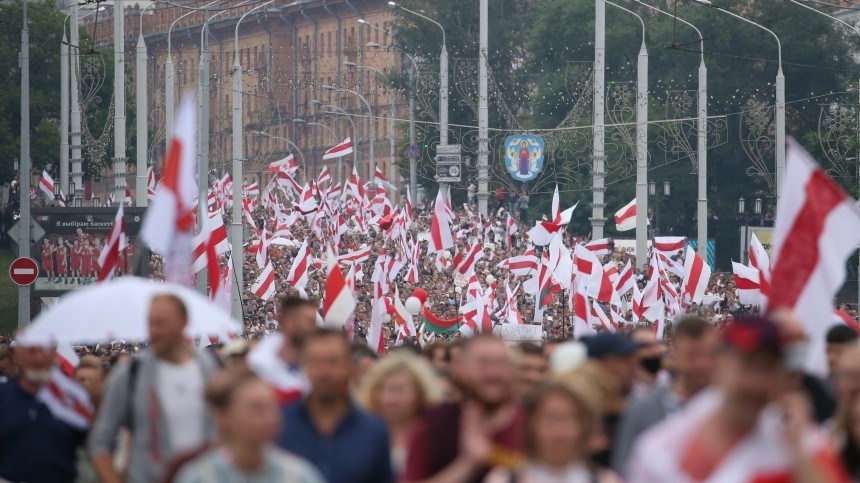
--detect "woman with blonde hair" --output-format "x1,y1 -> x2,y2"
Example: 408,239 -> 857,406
485,380 -> 619,483
356,352 -> 442,476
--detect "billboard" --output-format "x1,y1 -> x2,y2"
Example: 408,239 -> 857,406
30,208 -> 147,295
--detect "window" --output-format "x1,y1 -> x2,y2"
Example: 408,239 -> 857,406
328,32 -> 333,56
320,33 -> 325,57
374,24 -> 379,43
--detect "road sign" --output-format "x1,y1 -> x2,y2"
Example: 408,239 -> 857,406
9,257 -> 39,286
435,144 -> 462,183
407,144 -> 420,160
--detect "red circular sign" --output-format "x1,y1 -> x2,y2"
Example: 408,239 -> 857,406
9,257 -> 39,286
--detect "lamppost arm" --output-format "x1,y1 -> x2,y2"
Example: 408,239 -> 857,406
388,2 -> 445,47
630,0 -> 703,63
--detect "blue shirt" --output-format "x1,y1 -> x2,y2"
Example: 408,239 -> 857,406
277,400 -> 393,483
0,378 -> 87,483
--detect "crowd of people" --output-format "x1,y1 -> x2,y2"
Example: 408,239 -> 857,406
3,293 -> 860,482
2,178 -> 860,483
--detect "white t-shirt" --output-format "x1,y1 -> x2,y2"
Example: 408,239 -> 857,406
157,359 -> 206,454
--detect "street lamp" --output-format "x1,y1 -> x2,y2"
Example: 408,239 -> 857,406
738,195 -> 762,263
631,0 -> 709,264
387,1 -> 448,145
694,0 -> 784,203
649,180 -> 670,236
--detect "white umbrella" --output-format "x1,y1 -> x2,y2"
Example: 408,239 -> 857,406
17,278 -> 243,345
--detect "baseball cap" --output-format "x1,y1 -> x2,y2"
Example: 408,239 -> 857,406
583,333 -> 637,359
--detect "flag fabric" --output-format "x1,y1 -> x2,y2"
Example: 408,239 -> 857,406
374,166 -> 396,191
427,188 -> 454,253
317,166 -> 332,186
749,233 -> 771,300
267,154 -> 297,175
614,199 -> 637,232
506,214 -> 518,248
141,95 -> 197,284
323,137 -> 354,159
97,205 -> 126,282
147,166 -> 157,201
393,288 -> 418,338
39,171 -> 55,200
124,189 -> 133,206
455,243 -> 485,276
286,239 -> 311,289
769,138 -> 860,375
681,246 -> 711,305
251,261 -> 276,301
191,211 -> 230,273
57,190 -> 67,207
615,259 -> 634,297
37,364 -> 94,430
211,254 -> 232,314
573,277 -> 594,338
652,236 -> 686,255
732,261 -> 763,306
585,238 -> 611,256
574,244 -> 619,304
322,247 -> 356,328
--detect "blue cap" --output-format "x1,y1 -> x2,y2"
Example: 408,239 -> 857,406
583,333 -> 637,359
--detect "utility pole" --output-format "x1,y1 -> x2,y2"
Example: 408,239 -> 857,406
70,3 -> 83,202
61,21 -> 69,196
135,11 -> 148,206
19,0 -> 30,327
592,0 -> 607,240
477,0 -> 489,216
113,0 -> 127,203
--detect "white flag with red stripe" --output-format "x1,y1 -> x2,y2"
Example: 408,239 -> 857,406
323,137 -> 354,159
251,261 -> 276,301
585,238 -> 611,256
615,259 -> 634,297
732,261 -> 763,306
97,205 -> 126,282
573,244 -> 620,305
681,246 -> 711,305
770,138 -> 860,375
141,95 -> 197,284
652,236 -> 686,255
317,165 -> 332,186
427,188 -> 454,253
749,233 -> 771,300
147,166 -> 157,201
573,277 -> 595,338
39,171 -> 55,200
286,239 -> 311,289
322,247 -> 356,328
192,211 -> 230,273
614,199 -> 639,232
455,243 -> 485,276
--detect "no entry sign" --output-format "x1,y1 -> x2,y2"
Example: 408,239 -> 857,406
9,257 -> 39,286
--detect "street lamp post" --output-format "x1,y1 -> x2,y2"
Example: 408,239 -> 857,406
135,3 -> 154,207
20,0 -> 30,327
694,0 -> 784,202
113,0 -> 127,205
593,0 -> 606,239
231,0 -> 277,322
631,0 -> 709,265
738,195 -> 763,263
605,1 -> 648,267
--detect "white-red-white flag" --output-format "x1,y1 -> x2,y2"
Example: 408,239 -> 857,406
681,246 -> 711,305
251,261 -> 276,301
574,244 -> 620,305
455,243 -> 485,276
374,166 -> 396,191
147,166 -> 157,201
267,154 -> 297,175
39,171 -> 55,200
614,199 -> 637,232
749,232 -> 771,301
615,259 -> 634,297
286,239 -> 311,289
573,277 -> 595,338
141,95 -> 197,284
323,137 -> 354,159
97,205 -> 126,282
322,247 -> 356,328
770,138 -> 860,375
585,238 -> 611,256
192,211 -> 230,273
652,236 -> 686,255
732,261 -> 763,307
427,188 -> 454,253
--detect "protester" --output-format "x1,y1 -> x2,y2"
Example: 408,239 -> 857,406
423,341 -> 449,372
513,342 -> 550,402
628,326 -> 668,399
89,294 -> 222,483
74,355 -> 106,408
826,325 -> 858,382
174,368 -> 324,483
628,317 -> 847,482
404,335 -> 524,483
837,392 -> 860,481
356,352 -> 443,476
277,329 -> 394,483
834,344 -> 860,417
0,346 -> 14,380
612,317 -> 719,475
0,343 -> 88,483
485,380 -> 618,483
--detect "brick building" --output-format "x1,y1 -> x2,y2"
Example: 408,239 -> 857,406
82,0 -> 404,189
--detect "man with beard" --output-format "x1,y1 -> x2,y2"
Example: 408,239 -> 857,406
0,343 -> 87,482
248,297 -> 318,403
612,317 -> 720,476
403,335 -> 524,483
628,317 -> 846,482
277,329 -> 393,483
